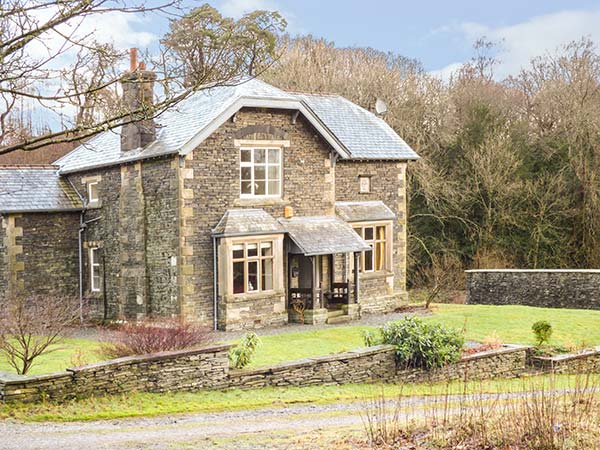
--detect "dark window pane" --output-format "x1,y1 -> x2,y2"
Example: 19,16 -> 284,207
254,165 -> 266,180
233,244 -> 244,259
241,167 -> 252,180
240,149 -> 251,162
354,228 -> 362,237
248,261 -> 258,291
241,181 -> 252,194
233,262 -> 245,294
364,248 -> 374,271
260,242 -> 273,257
247,243 -> 258,257
255,181 -> 266,195
364,227 -> 374,241
254,149 -> 266,163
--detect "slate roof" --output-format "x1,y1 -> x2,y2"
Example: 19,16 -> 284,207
279,216 -> 371,256
0,166 -> 83,213
55,78 -> 419,174
297,93 -> 417,160
335,201 -> 396,223
212,209 -> 285,237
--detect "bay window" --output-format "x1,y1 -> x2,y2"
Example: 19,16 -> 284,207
240,147 -> 281,197
354,224 -> 387,272
232,241 -> 275,294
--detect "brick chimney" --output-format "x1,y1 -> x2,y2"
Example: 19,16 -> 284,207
120,48 -> 157,151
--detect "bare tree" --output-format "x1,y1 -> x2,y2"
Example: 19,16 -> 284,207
0,296 -> 80,375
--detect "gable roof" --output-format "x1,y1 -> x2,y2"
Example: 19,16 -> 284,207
0,166 -> 83,213
55,78 -> 419,174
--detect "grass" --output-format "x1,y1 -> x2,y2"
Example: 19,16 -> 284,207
0,373 -> 597,422
2,303 -> 600,375
0,338 -> 103,376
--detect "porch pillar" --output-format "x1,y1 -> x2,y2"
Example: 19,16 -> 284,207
311,256 -> 320,309
353,252 -> 360,304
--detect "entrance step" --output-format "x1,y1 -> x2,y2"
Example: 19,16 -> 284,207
327,309 -> 344,318
326,313 -> 352,325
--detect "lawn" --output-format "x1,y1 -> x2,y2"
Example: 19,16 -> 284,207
2,303 -> 600,375
1,373 -> 597,422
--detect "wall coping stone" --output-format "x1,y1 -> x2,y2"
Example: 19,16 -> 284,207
0,370 -> 71,385
67,343 -> 234,373
460,344 -> 532,362
466,269 -> 600,274
532,346 -> 600,363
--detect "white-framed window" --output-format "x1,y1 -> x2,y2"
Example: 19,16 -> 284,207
232,241 -> 274,294
354,224 -> 387,272
87,181 -> 99,205
240,147 -> 281,197
89,247 -> 101,292
359,175 -> 371,193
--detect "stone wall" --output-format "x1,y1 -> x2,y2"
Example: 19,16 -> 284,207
466,269 -> 600,309
530,347 -> 600,374
0,212 -> 79,303
67,156 -> 179,321
0,343 -> 535,404
335,161 -> 408,309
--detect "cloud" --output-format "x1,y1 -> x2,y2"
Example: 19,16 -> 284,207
431,8 -> 600,80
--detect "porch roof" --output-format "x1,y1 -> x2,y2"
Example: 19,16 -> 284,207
335,201 -> 395,223
212,209 -> 285,237
279,216 -> 371,256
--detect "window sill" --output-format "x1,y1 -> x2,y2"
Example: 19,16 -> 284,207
359,270 -> 393,281
225,289 -> 285,302
234,197 -> 290,207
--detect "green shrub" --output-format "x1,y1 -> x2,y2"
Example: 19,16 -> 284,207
361,329 -> 381,347
532,320 -> 553,347
379,317 -> 464,369
229,332 -> 261,369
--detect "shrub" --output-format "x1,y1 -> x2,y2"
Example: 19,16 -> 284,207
0,295 -> 80,374
380,317 -> 464,369
229,332 -> 260,369
361,329 -> 381,347
532,320 -> 553,347
99,319 -> 212,359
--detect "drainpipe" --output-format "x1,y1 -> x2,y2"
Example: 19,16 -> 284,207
212,235 -> 219,331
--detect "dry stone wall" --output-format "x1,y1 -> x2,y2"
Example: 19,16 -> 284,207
530,347 -> 600,374
0,343 -> 537,404
466,269 -> 600,309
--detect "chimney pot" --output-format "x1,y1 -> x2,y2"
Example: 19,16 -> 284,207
129,48 -> 138,71
284,206 -> 294,219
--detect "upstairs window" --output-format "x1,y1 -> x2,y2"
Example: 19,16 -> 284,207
354,225 -> 387,272
240,147 -> 281,197
232,241 -> 274,294
89,247 -> 101,292
87,181 -> 99,205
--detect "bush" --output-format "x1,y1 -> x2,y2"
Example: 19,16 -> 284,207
229,332 -> 260,369
379,317 -> 464,369
532,320 -> 553,347
99,319 -> 212,359
361,329 -> 381,347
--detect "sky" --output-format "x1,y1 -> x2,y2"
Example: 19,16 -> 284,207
128,0 -> 600,80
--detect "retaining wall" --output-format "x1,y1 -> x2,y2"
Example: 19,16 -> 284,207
466,269 -> 600,309
0,343 -> 534,404
530,346 -> 600,374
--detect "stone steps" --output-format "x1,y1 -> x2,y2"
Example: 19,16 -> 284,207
326,313 -> 352,325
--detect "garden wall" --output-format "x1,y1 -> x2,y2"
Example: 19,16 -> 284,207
530,346 -> 600,374
0,343 -> 534,404
466,269 -> 600,309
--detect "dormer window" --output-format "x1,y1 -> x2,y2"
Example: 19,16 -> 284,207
87,181 -> 99,205
240,147 -> 281,197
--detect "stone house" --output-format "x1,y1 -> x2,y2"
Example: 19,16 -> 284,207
0,65 -> 419,331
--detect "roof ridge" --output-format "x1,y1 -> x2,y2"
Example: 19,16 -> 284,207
289,90 -> 340,97
0,164 -> 58,170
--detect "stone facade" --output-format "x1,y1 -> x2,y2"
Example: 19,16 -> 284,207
0,212 -> 79,302
0,107 -> 411,330
466,269 -> 600,310
0,343 -> 534,404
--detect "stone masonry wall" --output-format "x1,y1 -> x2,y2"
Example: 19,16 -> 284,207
181,107 -> 337,327
466,269 -> 600,309
530,347 -> 600,374
0,344 -> 535,403
67,157 -> 179,321
336,161 -> 408,310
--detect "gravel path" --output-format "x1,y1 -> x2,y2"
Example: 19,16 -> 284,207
0,389 -> 591,450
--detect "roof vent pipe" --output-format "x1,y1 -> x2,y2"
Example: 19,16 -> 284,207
120,48 -> 156,152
